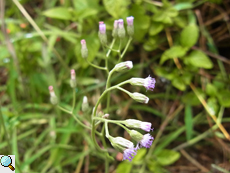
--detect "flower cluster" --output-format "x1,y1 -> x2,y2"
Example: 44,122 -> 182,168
48,16 -> 156,163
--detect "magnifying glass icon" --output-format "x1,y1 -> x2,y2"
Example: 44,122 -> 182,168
0,155 -> 15,171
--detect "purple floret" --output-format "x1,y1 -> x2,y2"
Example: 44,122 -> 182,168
123,148 -> 137,161
144,75 -> 156,91
139,134 -> 154,148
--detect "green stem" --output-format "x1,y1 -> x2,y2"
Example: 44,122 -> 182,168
116,86 -> 132,96
106,38 -> 117,58
118,37 -> 132,62
121,37 -> 133,59
94,117 -> 130,133
72,88 -> 76,113
85,59 -> 107,71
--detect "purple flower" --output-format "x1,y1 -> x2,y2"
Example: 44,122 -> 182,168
118,19 -> 124,29
144,75 -> 156,91
138,134 -> 154,149
81,39 -> 87,49
130,75 -> 156,91
127,16 -> 134,26
140,122 -> 153,132
99,22 -> 106,34
123,147 -> 137,161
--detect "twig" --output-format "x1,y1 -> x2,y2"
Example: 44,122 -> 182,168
180,149 -> 209,172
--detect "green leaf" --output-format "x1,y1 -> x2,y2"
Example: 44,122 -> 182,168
103,0 -> 130,18
149,22 -> 164,36
185,105 -> 193,140
217,90 -> 230,107
174,2 -> 193,10
43,7 -> 72,20
206,83 -> 217,96
172,77 -> 186,91
143,37 -> 159,51
160,46 -> 188,64
133,148 -> 147,161
180,24 -> 199,48
181,90 -> 204,106
147,160 -> 168,173
156,149 -> 181,166
184,50 -> 213,69
116,162 -> 132,173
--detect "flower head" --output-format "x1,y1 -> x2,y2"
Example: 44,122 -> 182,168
48,86 -> 58,105
98,22 -> 107,45
123,148 -> 137,161
129,92 -> 149,104
126,16 -> 134,36
81,39 -> 88,58
108,136 -> 137,161
127,16 -> 134,26
114,61 -> 133,72
130,75 -> 156,91
118,19 -> 125,38
70,69 -> 76,88
125,119 -> 153,132
137,134 -> 154,149
99,23 -> 106,34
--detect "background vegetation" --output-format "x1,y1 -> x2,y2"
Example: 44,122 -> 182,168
0,0 -> 230,172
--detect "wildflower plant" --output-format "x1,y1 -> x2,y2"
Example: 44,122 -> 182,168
48,16 -> 156,171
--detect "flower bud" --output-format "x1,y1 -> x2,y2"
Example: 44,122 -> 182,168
81,39 -> 88,59
112,20 -> 118,38
130,75 -> 156,91
108,136 -> 137,161
98,21 -> 107,45
113,61 -> 133,72
129,130 -> 143,142
70,69 -> 77,88
82,96 -> 89,112
118,19 -> 126,38
126,16 -> 134,36
124,119 -> 153,132
129,92 -> 149,104
49,86 -> 58,105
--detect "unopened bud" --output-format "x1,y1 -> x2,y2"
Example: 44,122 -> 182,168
126,16 -> 134,36
112,20 -> 118,38
49,86 -> 58,105
118,19 -> 125,38
98,22 -> 107,45
114,61 -> 133,72
70,69 -> 77,88
102,114 -> 109,118
82,96 -> 89,112
81,39 -> 88,58
129,92 -> 149,104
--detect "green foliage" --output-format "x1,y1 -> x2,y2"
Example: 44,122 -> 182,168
185,105 -> 193,140
103,0 -> 130,18
156,149 -> 181,166
160,46 -> 188,64
184,50 -> 213,69
180,24 -> 199,48
43,7 -> 72,20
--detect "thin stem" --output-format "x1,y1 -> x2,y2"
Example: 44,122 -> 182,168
117,86 -> 132,96
105,121 -> 110,138
93,117 -> 130,133
72,88 -> 76,113
106,38 -> 117,57
85,59 -> 107,71
120,37 -> 133,59
57,105 -> 72,114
